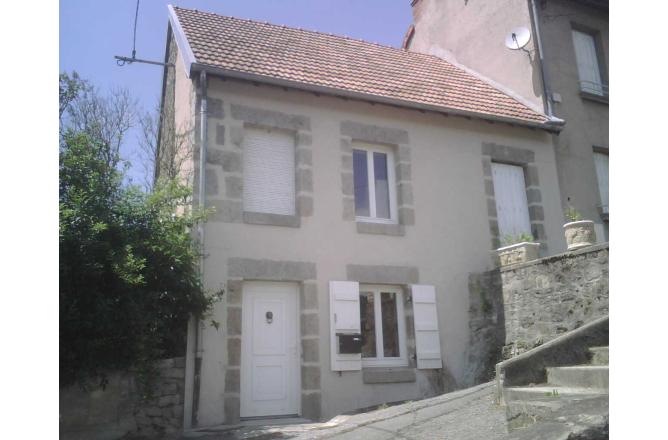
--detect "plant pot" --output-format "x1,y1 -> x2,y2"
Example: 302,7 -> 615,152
496,242 -> 540,267
563,220 -> 596,250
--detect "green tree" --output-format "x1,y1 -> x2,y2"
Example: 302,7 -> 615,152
59,73 -> 213,389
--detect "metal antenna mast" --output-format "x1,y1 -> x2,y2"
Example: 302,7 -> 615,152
115,0 -> 173,67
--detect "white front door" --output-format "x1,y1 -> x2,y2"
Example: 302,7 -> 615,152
240,281 -> 300,418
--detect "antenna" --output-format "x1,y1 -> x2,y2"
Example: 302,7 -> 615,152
504,27 -> 531,50
115,0 -> 173,68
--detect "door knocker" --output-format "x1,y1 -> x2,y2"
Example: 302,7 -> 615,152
266,311 -> 273,324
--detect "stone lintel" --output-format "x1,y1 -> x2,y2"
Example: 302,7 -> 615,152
346,264 -> 419,285
482,142 -> 535,164
228,258 -> 317,281
230,104 -> 310,131
341,121 -> 409,145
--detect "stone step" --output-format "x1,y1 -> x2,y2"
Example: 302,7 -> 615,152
589,346 -> 609,365
504,385 -> 605,401
505,394 -> 605,430
547,365 -> 608,390
505,395 -> 608,438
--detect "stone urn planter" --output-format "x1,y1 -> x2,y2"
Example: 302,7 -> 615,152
563,220 -> 596,250
496,242 -> 540,267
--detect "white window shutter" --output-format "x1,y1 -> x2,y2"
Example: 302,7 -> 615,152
329,281 -> 361,371
491,162 -> 532,239
572,30 -> 603,95
411,285 -> 442,369
242,127 -> 296,215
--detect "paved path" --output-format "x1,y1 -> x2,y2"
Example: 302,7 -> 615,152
184,382 -> 510,440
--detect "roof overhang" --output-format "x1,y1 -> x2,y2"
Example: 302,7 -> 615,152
167,5 -> 196,77
191,62 -> 564,133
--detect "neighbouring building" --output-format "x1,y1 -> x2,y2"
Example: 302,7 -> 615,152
405,0 -> 609,240
158,5 -> 571,429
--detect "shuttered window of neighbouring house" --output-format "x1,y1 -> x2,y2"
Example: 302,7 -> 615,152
242,127 -> 296,215
572,29 -> 604,96
593,152 -> 608,209
492,162 -> 532,240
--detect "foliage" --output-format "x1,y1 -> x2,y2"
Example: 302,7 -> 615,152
564,207 -> 583,222
59,72 -> 214,390
501,232 -> 535,246
137,101 -> 195,192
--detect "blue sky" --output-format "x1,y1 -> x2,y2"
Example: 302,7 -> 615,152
59,0 -> 412,185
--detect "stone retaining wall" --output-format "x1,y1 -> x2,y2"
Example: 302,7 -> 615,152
60,357 -> 185,440
464,244 -> 609,386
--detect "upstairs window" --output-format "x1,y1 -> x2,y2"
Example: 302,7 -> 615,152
242,127 -> 295,215
491,162 -> 532,240
572,29 -> 607,96
352,143 -> 397,223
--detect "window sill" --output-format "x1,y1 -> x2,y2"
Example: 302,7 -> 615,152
243,211 -> 300,228
579,91 -> 609,105
356,222 -> 405,236
362,367 -> 416,384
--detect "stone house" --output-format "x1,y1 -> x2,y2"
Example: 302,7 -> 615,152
158,5 -> 572,429
405,0 -> 609,239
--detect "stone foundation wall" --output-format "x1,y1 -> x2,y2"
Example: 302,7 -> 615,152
464,244 -> 609,386
60,357 -> 185,440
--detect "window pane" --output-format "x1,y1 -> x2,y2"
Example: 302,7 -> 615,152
359,292 -> 376,358
593,152 -> 608,207
373,152 -> 391,219
353,149 -> 370,217
380,292 -> 400,357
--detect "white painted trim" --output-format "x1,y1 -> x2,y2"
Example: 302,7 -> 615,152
167,5 -> 197,78
360,285 -> 408,368
240,281 -> 301,418
329,281 -> 362,371
352,142 -> 398,223
496,242 -> 540,252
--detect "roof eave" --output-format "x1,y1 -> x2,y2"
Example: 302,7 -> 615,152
167,5 -> 197,78
191,63 -> 564,133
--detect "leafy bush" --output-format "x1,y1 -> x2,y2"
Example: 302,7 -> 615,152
501,232 -> 535,246
59,130 -> 214,390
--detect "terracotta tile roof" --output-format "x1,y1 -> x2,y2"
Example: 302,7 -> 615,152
172,7 -> 553,127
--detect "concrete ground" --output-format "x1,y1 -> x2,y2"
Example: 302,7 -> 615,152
182,381 -> 607,439
183,382 -> 510,440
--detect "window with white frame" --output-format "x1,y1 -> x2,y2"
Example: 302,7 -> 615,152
242,126 -> 296,215
572,29 -> 606,96
359,285 -> 407,367
491,162 -> 532,240
352,143 -> 398,223
593,151 -> 608,213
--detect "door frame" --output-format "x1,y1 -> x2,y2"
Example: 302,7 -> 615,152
240,281 -> 301,418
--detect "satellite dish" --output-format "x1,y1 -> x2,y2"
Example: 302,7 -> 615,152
505,27 -> 531,50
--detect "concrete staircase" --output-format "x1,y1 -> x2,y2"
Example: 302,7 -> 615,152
504,346 -> 609,436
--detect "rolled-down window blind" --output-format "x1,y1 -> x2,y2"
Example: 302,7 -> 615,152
242,127 -> 296,215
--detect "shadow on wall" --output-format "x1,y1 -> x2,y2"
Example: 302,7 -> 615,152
464,244 -> 609,388
60,357 -> 186,440
464,270 -> 506,387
